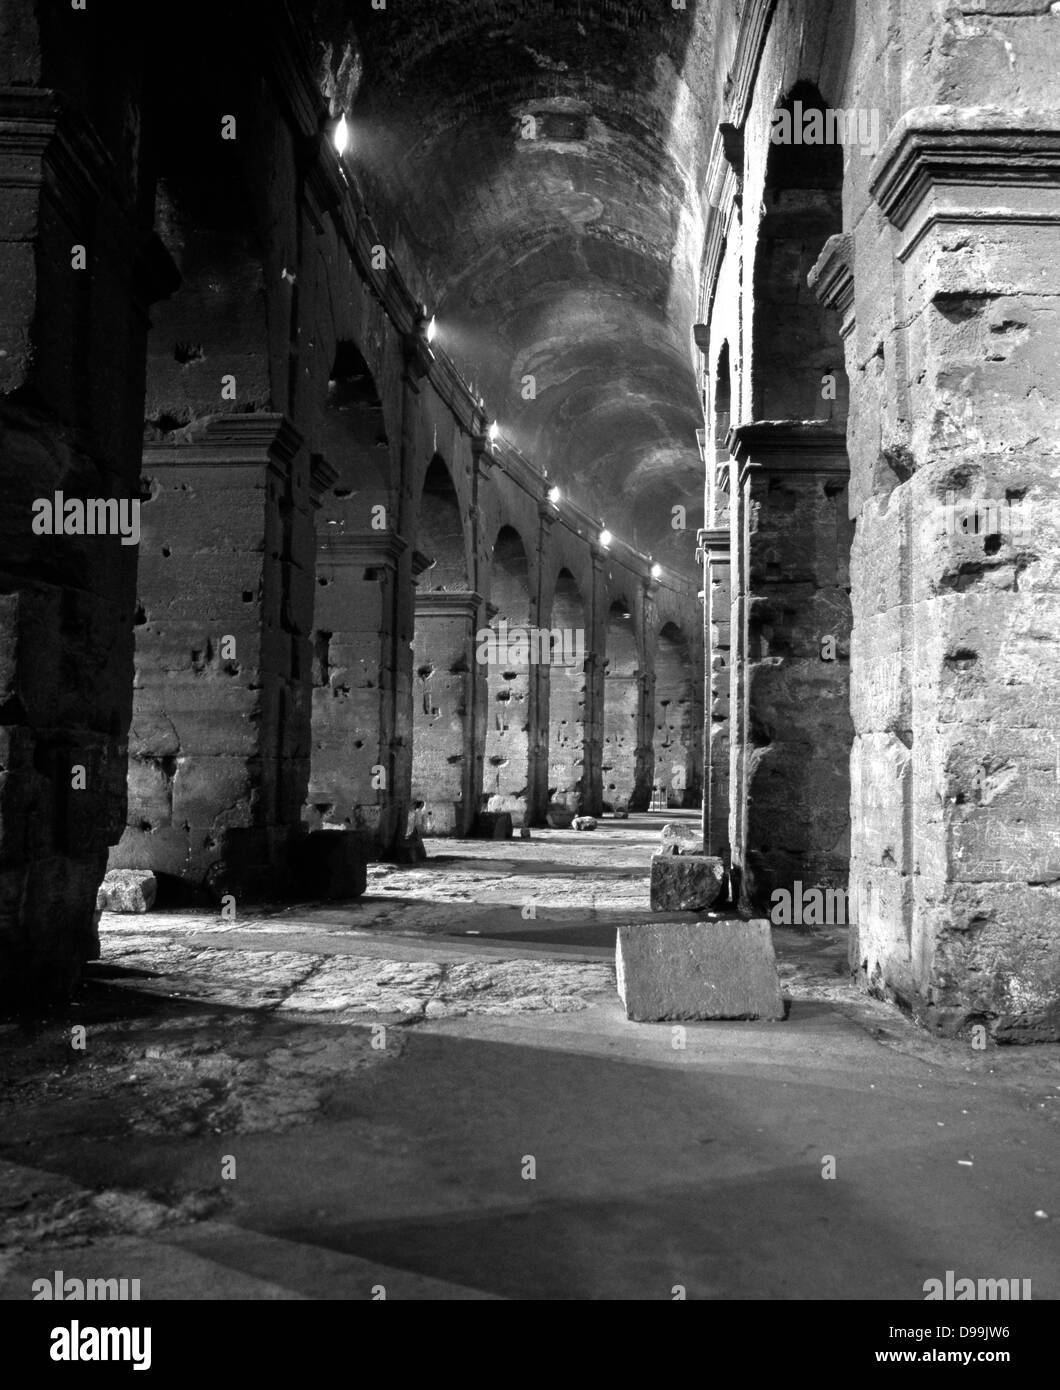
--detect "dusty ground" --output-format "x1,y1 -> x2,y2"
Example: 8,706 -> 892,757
1,813 -> 1058,1299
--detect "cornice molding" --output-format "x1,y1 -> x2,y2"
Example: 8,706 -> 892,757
808,233 -> 855,339
728,420 -> 849,486
870,107 -> 1060,258
317,531 -> 407,569
143,413 -> 304,474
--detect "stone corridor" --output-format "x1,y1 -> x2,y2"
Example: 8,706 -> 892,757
2,815 -> 1058,1301
1,0 -> 1059,1319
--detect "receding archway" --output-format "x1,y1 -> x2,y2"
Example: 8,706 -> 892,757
305,342 -> 394,848
653,621 -> 698,809
732,80 -> 853,911
751,81 -> 847,424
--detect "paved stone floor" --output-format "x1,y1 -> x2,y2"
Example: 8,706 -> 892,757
1,813 -> 1058,1299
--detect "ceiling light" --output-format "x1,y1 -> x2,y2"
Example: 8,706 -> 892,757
599,528 -> 613,548
488,421 -> 500,442
548,486 -> 561,505
333,115 -> 349,156
426,315 -> 437,344
651,562 -> 662,579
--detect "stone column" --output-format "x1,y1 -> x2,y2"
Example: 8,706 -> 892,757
859,111 -> 1060,1038
581,548 -> 608,816
411,590 -> 483,836
527,502 -> 557,825
113,415 -> 322,898
0,83 -> 175,1004
728,422 -> 853,914
701,527 -> 732,860
631,581 -> 655,811
307,530 -> 407,849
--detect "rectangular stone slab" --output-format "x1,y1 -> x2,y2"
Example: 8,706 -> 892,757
650,852 -> 725,911
616,919 -> 785,1021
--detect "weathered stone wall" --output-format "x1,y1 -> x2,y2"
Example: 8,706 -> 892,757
837,0 -> 1060,1037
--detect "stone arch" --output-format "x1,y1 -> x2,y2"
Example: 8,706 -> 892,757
751,81 -> 847,425
653,621 -> 698,810
115,86 -> 317,895
481,524 -> 533,825
729,78 -> 853,911
304,341 -> 399,848
411,454 -> 478,836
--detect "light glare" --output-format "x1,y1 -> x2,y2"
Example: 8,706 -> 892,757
333,114 -> 349,155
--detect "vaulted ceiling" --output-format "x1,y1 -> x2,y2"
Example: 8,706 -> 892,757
311,0 -> 727,568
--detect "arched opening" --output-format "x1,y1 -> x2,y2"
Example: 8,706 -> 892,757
602,598 -> 640,812
482,526 -> 532,825
546,568 -> 588,819
304,342 -> 395,848
732,79 -> 853,911
114,92 -> 317,897
705,342 -> 734,856
653,622 -> 697,810
751,82 -> 847,425
411,455 -> 475,836
714,341 -> 731,457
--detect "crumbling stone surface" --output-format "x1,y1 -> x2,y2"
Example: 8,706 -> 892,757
616,919 -> 784,1021
97,870 -> 157,914
659,822 -> 704,855
650,853 -> 726,912
572,816 -> 597,831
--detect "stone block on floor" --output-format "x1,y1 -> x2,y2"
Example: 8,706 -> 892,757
616,918 -> 785,1021
546,806 -> 575,828
659,821 -> 704,855
572,815 -> 597,831
392,829 -> 427,864
96,869 -> 157,914
473,812 -> 513,840
650,852 -> 725,911
293,831 -> 367,900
